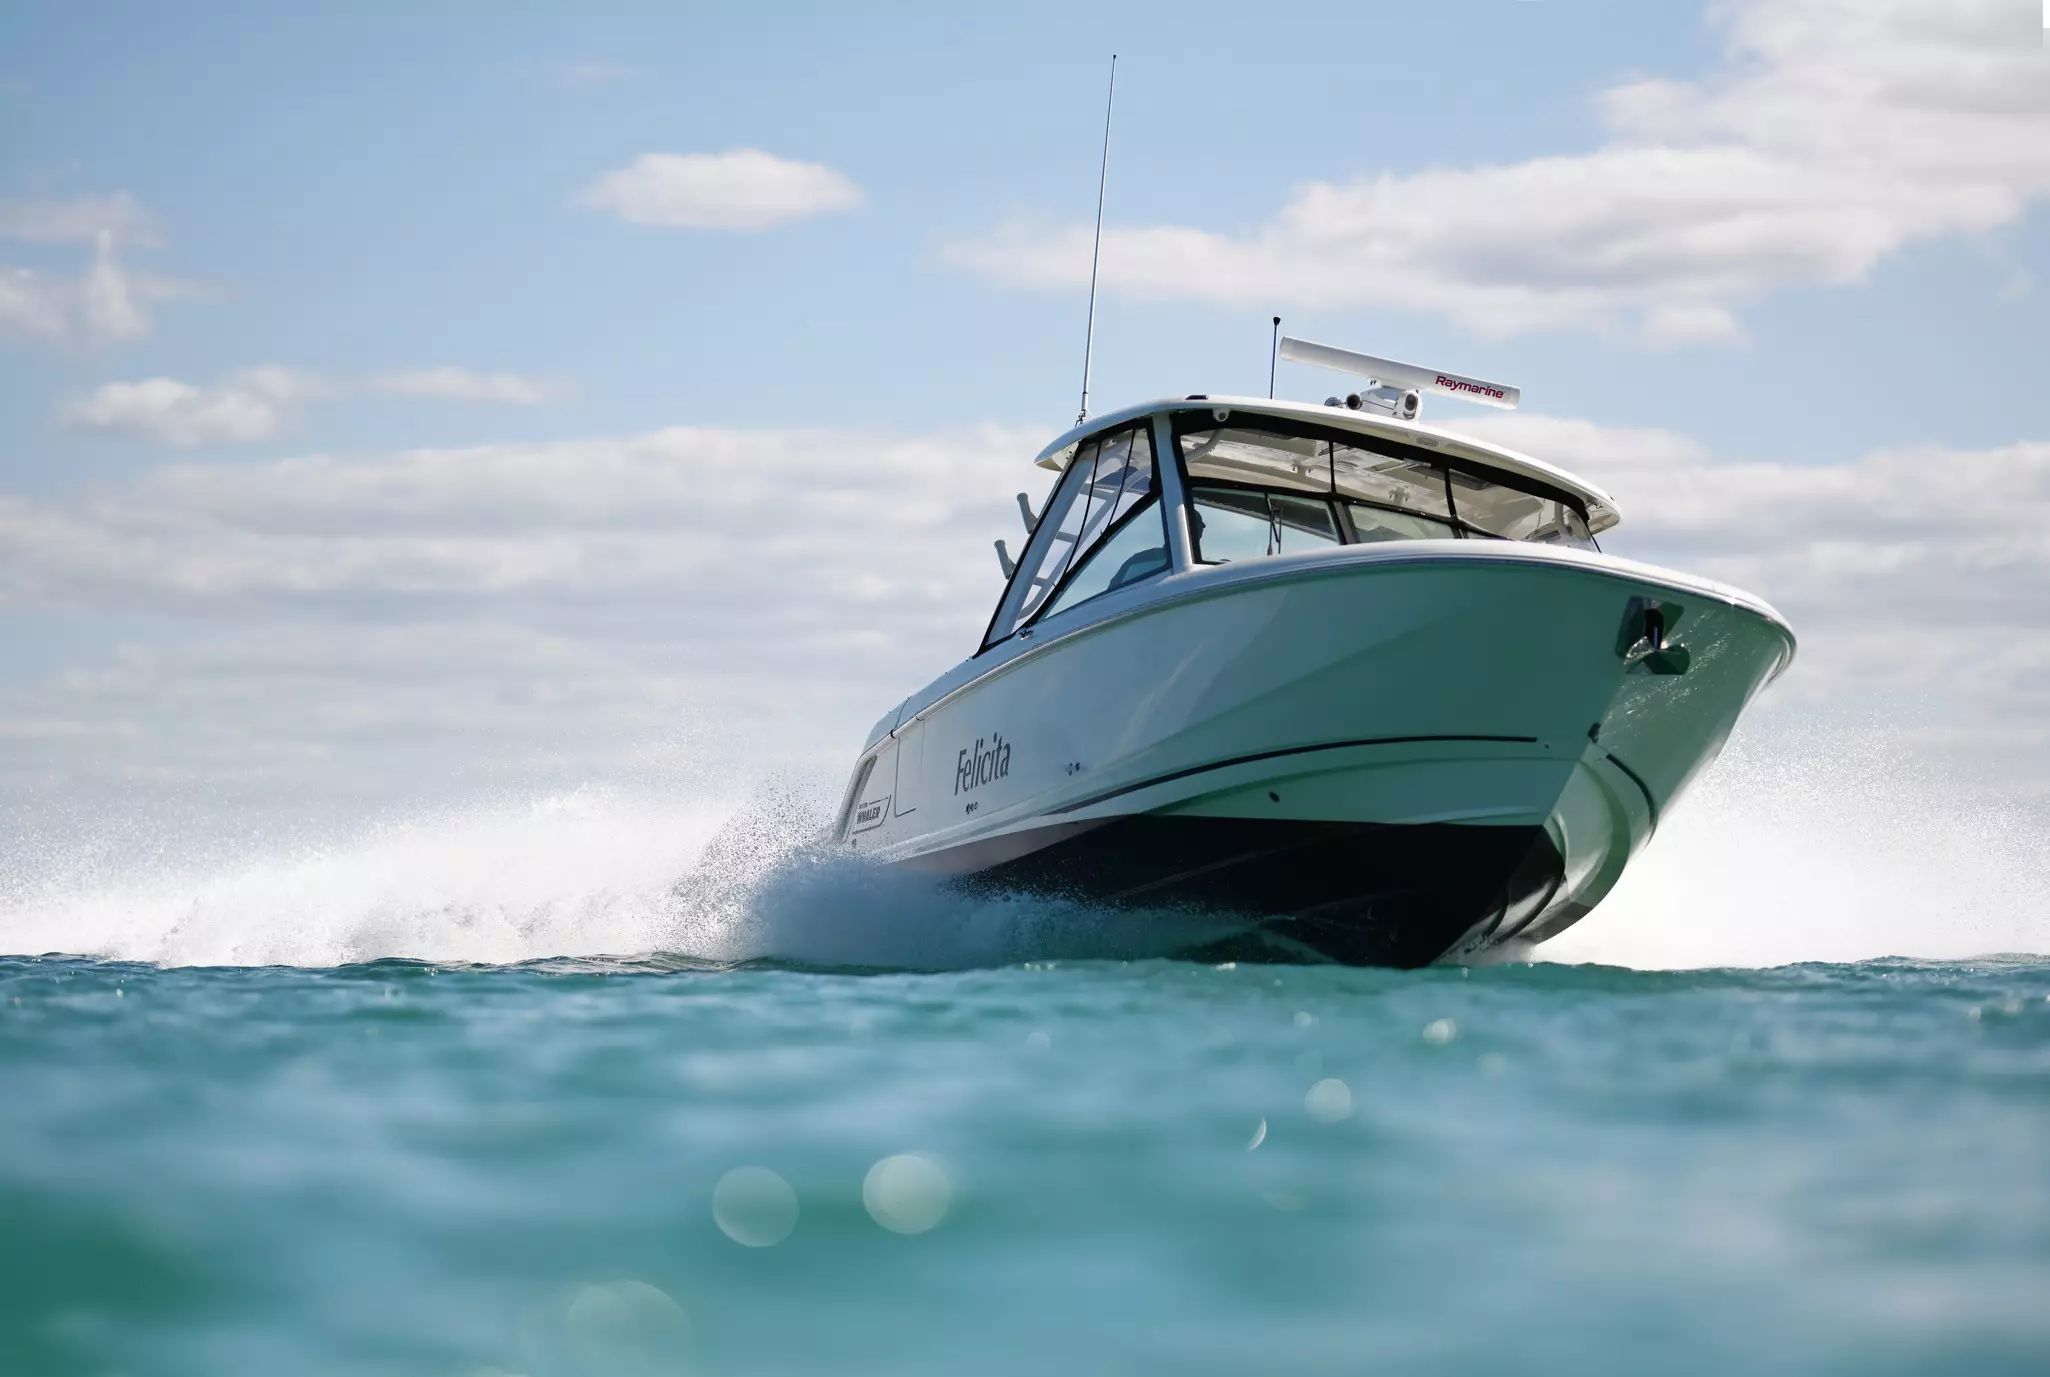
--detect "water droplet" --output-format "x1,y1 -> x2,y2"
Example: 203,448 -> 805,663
1246,1118 -> 1267,1151
712,1167 -> 798,1247
1023,1029 -> 1051,1052
1292,1010 -> 1315,1028
863,1154 -> 952,1234
563,1280 -> 689,1374
1422,1018 -> 1458,1045
1305,1078 -> 1352,1123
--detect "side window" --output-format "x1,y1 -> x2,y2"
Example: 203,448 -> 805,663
1190,485 -> 1341,564
1345,504 -> 1456,543
834,754 -> 878,841
1040,497 -> 1169,619
1447,470 -> 1596,548
983,426 -> 1156,646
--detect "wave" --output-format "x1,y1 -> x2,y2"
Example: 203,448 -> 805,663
0,777 -> 1245,970
2,729 -> 2044,971
1544,726 -> 2050,968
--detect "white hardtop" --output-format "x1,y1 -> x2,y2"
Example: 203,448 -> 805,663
1033,395 -> 1621,535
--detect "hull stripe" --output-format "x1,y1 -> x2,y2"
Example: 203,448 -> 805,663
1048,734 -> 1540,816
1601,750 -> 1660,833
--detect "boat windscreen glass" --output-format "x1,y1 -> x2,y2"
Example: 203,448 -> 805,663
1330,447 -> 1452,521
1188,486 -> 1343,564
981,424 -> 1166,649
1175,415 -> 1595,556
1446,469 -> 1596,547
1039,496 -> 1170,620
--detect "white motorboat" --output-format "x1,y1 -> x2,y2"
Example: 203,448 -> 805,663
834,341 -> 1794,966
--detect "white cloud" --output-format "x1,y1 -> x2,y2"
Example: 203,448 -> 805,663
0,233 -> 196,349
62,366 -> 574,445
0,423 -> 1028,811
0,425 -> 1027,606
945,0 -> 2050,342
576,149 -> 865,231
60,369 -> 323,447
0,195 -> 193,349
5,410 -> 2050,817
369,367 -> 575,406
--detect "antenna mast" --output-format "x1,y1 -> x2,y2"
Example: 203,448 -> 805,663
1076,54 -> 1117,428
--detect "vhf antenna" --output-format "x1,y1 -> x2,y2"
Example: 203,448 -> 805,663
1076,54 -> 1117,428
1268,316 -> 1281,398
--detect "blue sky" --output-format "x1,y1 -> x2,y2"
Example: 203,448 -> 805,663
2,0 -> 2048,836
8,0 -> 2041,471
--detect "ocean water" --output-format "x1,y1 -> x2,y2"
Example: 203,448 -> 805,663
4,740 -> 2049,1375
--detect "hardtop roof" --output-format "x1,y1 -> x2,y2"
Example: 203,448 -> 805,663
1033,395 -> 1621,534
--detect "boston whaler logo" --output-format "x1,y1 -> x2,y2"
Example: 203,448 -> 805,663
955,733 -> 1012,796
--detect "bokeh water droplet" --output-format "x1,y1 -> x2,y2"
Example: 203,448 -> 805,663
864,1153 -> 952,1234
1305,1078 -> 1352,1123
1423,1018 -> 1458,1045
712,1166 -> 798,1247
561,1279 -> 689,1376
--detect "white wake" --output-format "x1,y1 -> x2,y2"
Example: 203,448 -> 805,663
2,730 -> 2044,970
1546,728 -> 2050,968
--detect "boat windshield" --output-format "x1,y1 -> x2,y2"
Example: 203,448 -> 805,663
1177,417 -> 1595,560
982,424 -> 1168,649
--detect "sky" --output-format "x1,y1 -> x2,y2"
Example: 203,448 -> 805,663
2,0 -> 2049,847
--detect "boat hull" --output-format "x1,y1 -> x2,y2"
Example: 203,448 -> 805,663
843,543 -> 1793,966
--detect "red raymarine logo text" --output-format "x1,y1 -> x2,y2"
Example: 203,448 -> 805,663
1435,374 -> 1506,402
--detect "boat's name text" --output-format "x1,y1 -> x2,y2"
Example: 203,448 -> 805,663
955,735 -> 1012,795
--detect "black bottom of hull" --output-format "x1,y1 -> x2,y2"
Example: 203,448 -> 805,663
936,815 -> 1565,968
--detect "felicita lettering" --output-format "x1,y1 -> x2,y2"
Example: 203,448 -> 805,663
955,734 -> 1012,795
1435,374 -> 1506,403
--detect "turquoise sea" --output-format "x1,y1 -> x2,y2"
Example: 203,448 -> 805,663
4,950 -> 2048,1376
5,752 -> 2050,1375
